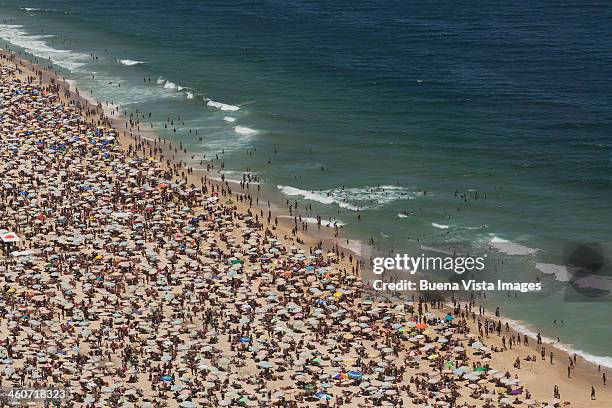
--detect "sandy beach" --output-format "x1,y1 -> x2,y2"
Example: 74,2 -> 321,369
0,49 -> 610,408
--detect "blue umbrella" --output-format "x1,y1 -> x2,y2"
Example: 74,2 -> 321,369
239,337 -> 251,344
444,314 -> 455,321
161,375 -> 173,382
314,391 -> 331,400
347,371 -> 363,379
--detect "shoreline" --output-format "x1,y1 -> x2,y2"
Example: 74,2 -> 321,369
0,47 -> 364,262
2,48 -> 611,406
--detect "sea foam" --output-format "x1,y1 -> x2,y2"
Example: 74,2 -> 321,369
234,126 -> 258,135
280,216 -> 346,227
277,185 -> 418,211
277,186 -> 335,205
536,263 -> 572,282
432,222 -> 450,229
206,98 -> 240,111
118,59 -> 144,66
0,24 -> 88,71
489,236 -> 538,256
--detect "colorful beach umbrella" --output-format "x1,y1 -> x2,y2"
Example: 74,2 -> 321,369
314,391 -> 331,400
347,371 -> 364,379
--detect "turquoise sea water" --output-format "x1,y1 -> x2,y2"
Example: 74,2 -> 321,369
1,1 -> 612,364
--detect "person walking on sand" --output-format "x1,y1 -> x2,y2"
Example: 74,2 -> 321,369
603,372 -> 606,386
591,386 -> 596,400
550,351 -> 554,364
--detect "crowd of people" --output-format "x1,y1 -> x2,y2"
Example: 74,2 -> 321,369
0,58 -> 592,407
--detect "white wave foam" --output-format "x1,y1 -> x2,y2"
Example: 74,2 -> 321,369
185,92 -> 194,99
163,81 -> 177,90
118,59 -> 144,66
234,126 -> 258,136
206,98 -> 239,111
83,71 -> 178,105
223,116 -> 236,123
177,85 -> 184,91
20,7 -> 55,12
281,216 -> 346,227
277,185 -> 418,211
432,222 -> 450,229
398,213 -> 408,218
303,217 -> 346,227
536,263 -> 572,282
156,77 -> 165,85
0,24 -> 88,71
277,186 -> 335,205
489,236 -> 538,256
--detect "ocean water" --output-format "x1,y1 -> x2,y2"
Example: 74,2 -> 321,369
1,1 -> 612,364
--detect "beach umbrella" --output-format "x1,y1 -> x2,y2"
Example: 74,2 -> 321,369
314,391 -> 331,400
347,371 -> 364,379
258,361 -> 274,369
